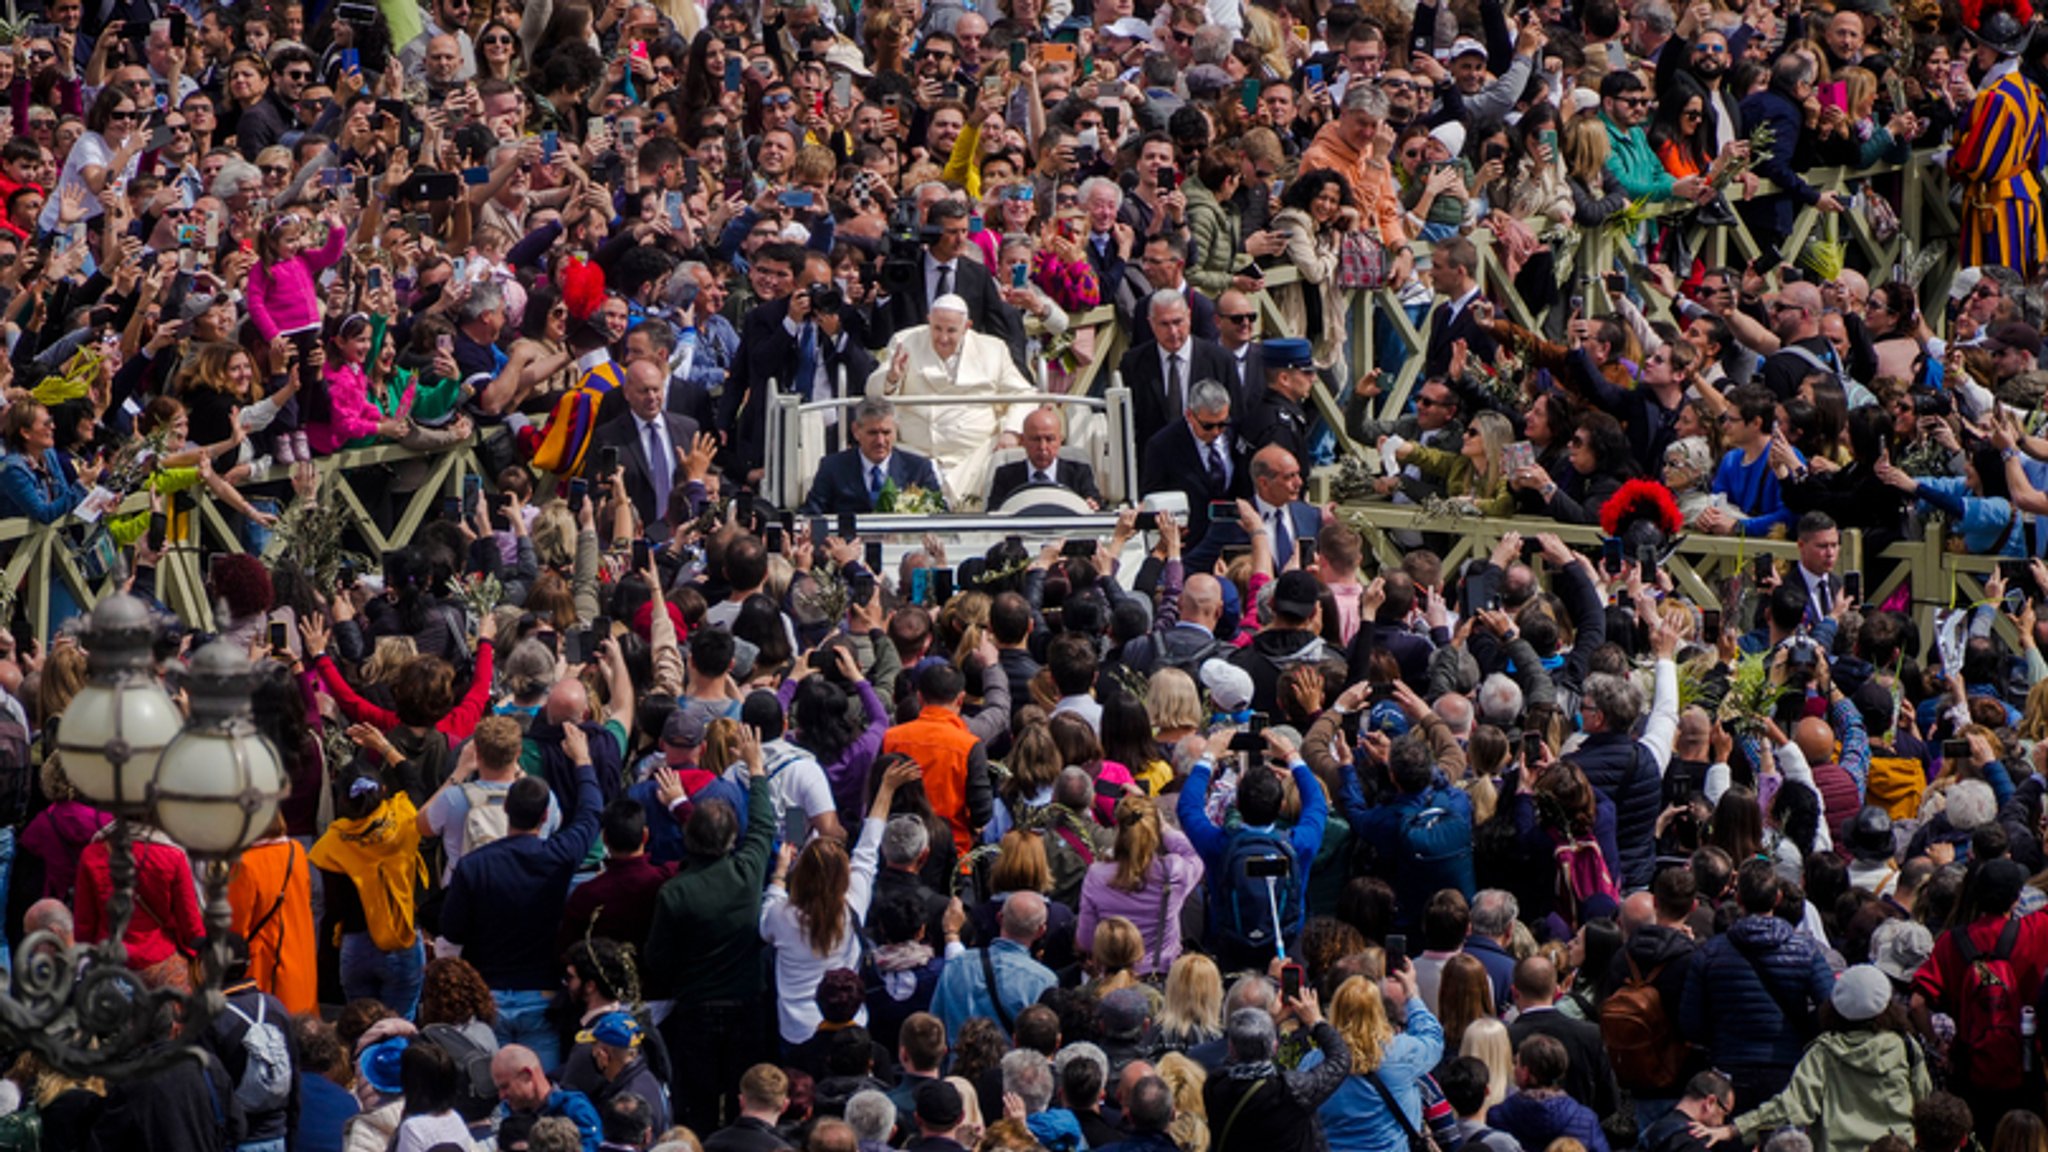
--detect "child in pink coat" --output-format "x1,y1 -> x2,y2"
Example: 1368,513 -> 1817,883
247,210 -> 348,461
307,314 -> 408,456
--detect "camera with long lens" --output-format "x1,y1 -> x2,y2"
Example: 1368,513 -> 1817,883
879,198 -> 933,293
1912,389 -> 1954,418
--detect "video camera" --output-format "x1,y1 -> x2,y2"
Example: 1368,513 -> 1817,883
878,198 -> 936,294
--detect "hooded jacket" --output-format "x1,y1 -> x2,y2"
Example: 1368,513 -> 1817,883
1565,731 -> 1663,889
309,793 -> 426,952
1679,914 -> 1836,1070
1230,628 -> 1328,715
1733,1030 -> 1931,1152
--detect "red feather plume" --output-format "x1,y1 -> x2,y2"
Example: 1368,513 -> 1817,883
1600,478 -> 1685,538
559,256 -> 607,322
1963,0 -> 2033,32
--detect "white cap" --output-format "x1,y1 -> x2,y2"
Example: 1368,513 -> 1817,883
1450,36 -> 1488,59
1106,16 -> 1154,39
932,293 -> 970,316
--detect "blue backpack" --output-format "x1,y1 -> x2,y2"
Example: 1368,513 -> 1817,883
1221,827 -> 1301,953
1401,790 -> 1476,899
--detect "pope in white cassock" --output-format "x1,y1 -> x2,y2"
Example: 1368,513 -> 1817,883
868,292 -> 1042,507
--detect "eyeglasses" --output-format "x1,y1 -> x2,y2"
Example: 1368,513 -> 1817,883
107,110 -> 138,121
481,34 -> 514,45
1377,79 -> 1419,91
26,50 -> 53,61
1619,95 -> 1651,107
1168,28 -> 1193,42
1221,312 -> 1256,323
283,69 -> 312,81
762,92 -> 794,106
1717,412 -> 1743,425
1195,417 -> 1230,431
260,164 -> 289,176
1681,108 -> 1703,119
1570,435 -> 1592,446
1056,193 -> 1079,205
1694,42 -> 1728,53
1417,394 -> 1455,408
924,49 -> 956,61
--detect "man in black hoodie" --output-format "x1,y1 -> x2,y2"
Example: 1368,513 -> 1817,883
1229,569 -> 1330,714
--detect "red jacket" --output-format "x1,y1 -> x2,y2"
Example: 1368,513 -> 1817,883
75,833 -> 204,971
311,639 -> 496,740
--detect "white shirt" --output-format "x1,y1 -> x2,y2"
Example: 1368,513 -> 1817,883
1799,564 -> 1833,616
1199,434 -> 1233,487
1255,494 -> 1290,555
1443,284 -> 1482,326
924,252 -> 960,309
759,815 -> 884,1042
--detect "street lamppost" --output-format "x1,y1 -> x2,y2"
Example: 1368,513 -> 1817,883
25,592 -> 288,1078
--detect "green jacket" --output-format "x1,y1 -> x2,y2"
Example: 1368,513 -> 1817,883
1407,444 -> 1514,517
1734,1031 -> 1931,1152
1183,177 -> 1241,298
1602,114 -> 1676,202
642,774 -> 775,1004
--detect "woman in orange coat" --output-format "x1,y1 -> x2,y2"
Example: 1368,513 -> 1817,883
227,814 -> 318,1015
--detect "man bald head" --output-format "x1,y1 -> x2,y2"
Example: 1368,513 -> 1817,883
1793,717 -> 1837,768
1021,406 -> 1065,472
492,1044 -> 551,1111
1511,955 -> 1559,1008
1619,891 -> 1656,936
546,678 -> 590,725
1001,890 -> 1050,943
1770,282 -> 1824,341
1180,574 -> 1223,629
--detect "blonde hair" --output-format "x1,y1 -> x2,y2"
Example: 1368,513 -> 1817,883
35,644 -> 87,725
1469,410 -> 1514,494
1159,953 -> 1223,1045
2020,679 -> 2048,743
1461,1017 -> 1513,1108
1328,975 -> 1396,1075
991,829 -> 1052,894
360,635 -> 419,686
1089,916 -> 1145,995
1146,668 -> 1203,733
1561,116 -> 1611,187
1111,795 -> 1164,891
530,499 -> 576,568
1156,1051 -> 1210,1152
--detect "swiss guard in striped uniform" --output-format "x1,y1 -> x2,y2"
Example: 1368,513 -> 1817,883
1950,3 -> 2048,280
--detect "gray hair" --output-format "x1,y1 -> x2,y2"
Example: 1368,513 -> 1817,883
1434,693 -> 1474,738
1476,674 -> 1523,730
210,158 -> 261,200
1947,779 -> 1997,831
1054,1042 -> 1108,1086
1225,1007 -> 1277,1063
1188,378 -> 1232,417
1125,1076 -> 1175,1132
1148,289 -> 1190,321
1140,52 -> 1179,89
1001,890 -> 1049,941
855,395 -> 897,425
1470,889 -> 1520,937
1635,0 -> 1677,34
1001,1050 -> 1055,1112
1342,83 -> 1389,120
457,281 -> 505,324
1223,973 -> 1277,1015
845,1090 -> 897,1143
881,815 -> 930,867
1772,52 -> 1816,91
1582,672 -> 1646,730
1762,1131 -> 1814,1152
1191,24 -> 1233,64
1663,436 -> 1715,486
1079,175 -> 1123,209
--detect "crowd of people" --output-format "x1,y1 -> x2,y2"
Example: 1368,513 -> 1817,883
0,0 -> 2047,1149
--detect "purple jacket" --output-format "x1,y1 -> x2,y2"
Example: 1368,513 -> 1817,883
778,677 -> 892,820
1075,828 -> 1206,976
20,799 -> 113,902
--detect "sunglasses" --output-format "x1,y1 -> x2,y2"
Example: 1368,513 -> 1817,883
1619,95 -> 1651,106
261,164 -> 289,176
1195,417 -> 1229,431
762,92 -> 795,106
481,34 -> 514,45
1694,42 -> 1728,54
1221,312 -> 1256,323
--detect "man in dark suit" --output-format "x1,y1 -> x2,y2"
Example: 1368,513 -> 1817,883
723,246 -> 877,485
986,406 -> 1103,509
1215,288 -> 1268,406
1422,236 -> 1499,380
1139,378 -> 1245,551
989,591 -> 1040,720
799,396 -> 943,515
1113,290 -> 1240,450
1186,442 -> 1321,572
869,200 -> 1028,374
584,360 -> 701,530
1235,337 -> 1316,478
1114,233 -> 1219,342
1078,176 -> 1132,299
1507,956 -> 1618,1121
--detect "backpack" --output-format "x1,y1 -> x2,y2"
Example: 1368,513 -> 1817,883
1400,791 -> 1476,900
1866,753 -> 1928,821
1951,916 -> 2028,1093
1601,954 -> 1688,1092
1220,828 -> 1300,953
421,1022 -> 501,1123
459,781 -> 512,855
224,997 -> 293,1114
1552,833 -> 1620,926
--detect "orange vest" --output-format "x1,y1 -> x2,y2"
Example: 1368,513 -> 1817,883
227,837 -> 318,1016
882,707 -> 981,852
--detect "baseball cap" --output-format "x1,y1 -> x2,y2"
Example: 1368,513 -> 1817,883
1449,36 -> 1487,59
662,708 -> 709,748
1272,570 -> 1321,618
915,1080 -> 965,1128
1985,321 -> 2043,357
579,1010 -> 643,1048
1106,16 -> 1153,39
1200,659 -> 1254,713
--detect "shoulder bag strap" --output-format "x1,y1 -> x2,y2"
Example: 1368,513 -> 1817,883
979,945 -> 1015,1032
1216,1079 -> 1267,1151
1364,1069 -> 1427,1144
1148,858 -> 1174,974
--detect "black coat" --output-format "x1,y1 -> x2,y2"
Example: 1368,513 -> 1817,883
1115,337 -> 1241,451
1508,1008 -> 1619,1121
89,1046 -> 245,1152
1565,731 -> 1663,890
1137,420 -> 1245,545
724,299 -> 878,476
583,410 -> 702,528
1424,297 -> 1500,380
986,457 -> 1103,509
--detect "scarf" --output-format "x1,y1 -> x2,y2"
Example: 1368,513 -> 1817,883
308,794 -> 424,951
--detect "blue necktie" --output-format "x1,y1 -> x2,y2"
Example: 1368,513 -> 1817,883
1272,509 -> 1292,563
645,420 -> 671,519
795,322 -> 819,399
868,464 -> 884,501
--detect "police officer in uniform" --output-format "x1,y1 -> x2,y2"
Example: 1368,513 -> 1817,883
1237,337 -> 1318,479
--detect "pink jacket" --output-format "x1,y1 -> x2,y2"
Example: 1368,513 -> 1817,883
307,360 -> 390,455
245,225 -> 347,340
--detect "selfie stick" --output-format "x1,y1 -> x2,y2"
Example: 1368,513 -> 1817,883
1268,869 -> 1287,961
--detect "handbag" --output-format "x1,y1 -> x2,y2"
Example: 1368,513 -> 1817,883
1336,228 -> 1390,291
1363,1069 -> 1442,1152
